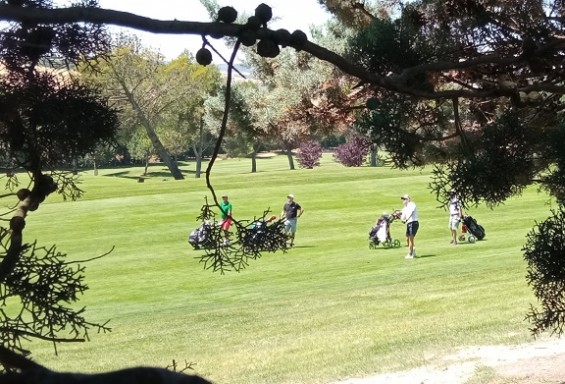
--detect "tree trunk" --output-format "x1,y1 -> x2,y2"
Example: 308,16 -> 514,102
286,147 -> 295,170
93,157 -> 98,176
193,142 -> 203,178
117,78 -> 184,180
251,148 -> 257,173
193,117 -> 205,179
370,143 -> 378,167
194,153 -> 202,178
144,153 -> 149,175
71,158 -> 78,175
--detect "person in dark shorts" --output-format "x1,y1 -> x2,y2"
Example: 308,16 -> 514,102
400,194 -> 419,259
280,194 -> 304,247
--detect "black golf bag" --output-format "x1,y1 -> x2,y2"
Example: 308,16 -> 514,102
241,216 -> 285,253
462,215 -> 485,240
188,222 -> 213,249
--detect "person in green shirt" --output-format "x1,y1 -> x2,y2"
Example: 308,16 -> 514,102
219,195 -> 233,246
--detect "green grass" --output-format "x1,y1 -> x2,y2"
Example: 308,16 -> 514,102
12,154 -> 554,384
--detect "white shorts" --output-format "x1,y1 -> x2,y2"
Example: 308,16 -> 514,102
449,216 -> 461,230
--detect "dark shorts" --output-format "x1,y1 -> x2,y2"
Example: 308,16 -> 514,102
406,221 -> 419,237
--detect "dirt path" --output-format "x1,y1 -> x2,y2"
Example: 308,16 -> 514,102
329,337 -> 565,384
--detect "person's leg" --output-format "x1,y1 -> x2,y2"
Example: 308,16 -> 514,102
289,232 -> 295,246
408,235 -> 415,254
284,219 -> 292,246
450,217 -> 458,244
405,222 -> 418,258
405,224 -> 413,258
289,219 -> 297,246
221,219 -> 232,245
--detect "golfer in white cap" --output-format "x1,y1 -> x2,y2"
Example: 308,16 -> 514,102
400,194 -> 419,259
280,194 -> 304,247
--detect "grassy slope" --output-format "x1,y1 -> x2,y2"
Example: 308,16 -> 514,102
18,154 -> 553,384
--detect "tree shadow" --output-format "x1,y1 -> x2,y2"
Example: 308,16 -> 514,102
103,168 -> 194,180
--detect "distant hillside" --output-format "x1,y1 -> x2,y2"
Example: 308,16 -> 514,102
216,63 -> 253,78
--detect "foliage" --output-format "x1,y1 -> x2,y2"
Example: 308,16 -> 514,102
0,230 -> 111,357
354,93 -> 430,168
0,0 -> 110,71
0,0 -> 118,370
348,17 -> 451,90
346,0 -> 565,203
430,112 -> 541,207
296,140 -> 323,169
0,73 -> 118,172
240,41 -> 346,151
79,35 -> 190,179
523,206 -> 565,336
158,52 -> 222,160
538,121 -> 565,204
334,135 -> 371,167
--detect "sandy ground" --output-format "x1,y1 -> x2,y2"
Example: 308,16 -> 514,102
329,337 -> 565,384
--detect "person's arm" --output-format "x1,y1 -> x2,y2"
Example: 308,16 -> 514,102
298,207 -> 304,217
402,205 -> 415,222
400,208 -> 407,222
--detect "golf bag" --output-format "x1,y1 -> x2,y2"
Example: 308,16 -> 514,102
369,212 -> 401,249
461,215 -> 485,240
188,222 -> 213,249
241,215 -> 282,253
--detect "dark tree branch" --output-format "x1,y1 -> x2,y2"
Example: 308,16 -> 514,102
452,97 -> 471,153
3,5 -> 565,99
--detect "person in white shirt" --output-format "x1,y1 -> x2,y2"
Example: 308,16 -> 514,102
448,190 -> 464,245
400,194 -> 419,259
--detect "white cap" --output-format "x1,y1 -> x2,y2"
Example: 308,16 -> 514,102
401,194 -> 410,200
287,194 -> 294,199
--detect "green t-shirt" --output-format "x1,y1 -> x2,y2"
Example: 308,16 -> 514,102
220,201 -> 232,219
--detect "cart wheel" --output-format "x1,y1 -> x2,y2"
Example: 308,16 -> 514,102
393,239 -> 401,248
468,235 -> 476,243
458,234 -> 466,242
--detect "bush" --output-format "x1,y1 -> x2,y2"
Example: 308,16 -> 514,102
296,140 -> 323,169
334,136 -> 370,167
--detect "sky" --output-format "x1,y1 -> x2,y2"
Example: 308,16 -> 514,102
65,0 -> 332,60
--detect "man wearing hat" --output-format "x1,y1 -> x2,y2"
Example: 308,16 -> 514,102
400,194 -> 418,259
281,194 -> 304,247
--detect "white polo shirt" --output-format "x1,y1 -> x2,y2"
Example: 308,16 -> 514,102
401,201 -> 418,223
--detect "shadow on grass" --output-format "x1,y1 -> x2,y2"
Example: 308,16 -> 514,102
413,254 -> 438,258
103,168 -> 198,180
367,247 -> 403,252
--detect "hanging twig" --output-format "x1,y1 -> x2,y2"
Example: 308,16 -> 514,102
205,40 -> 241,209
